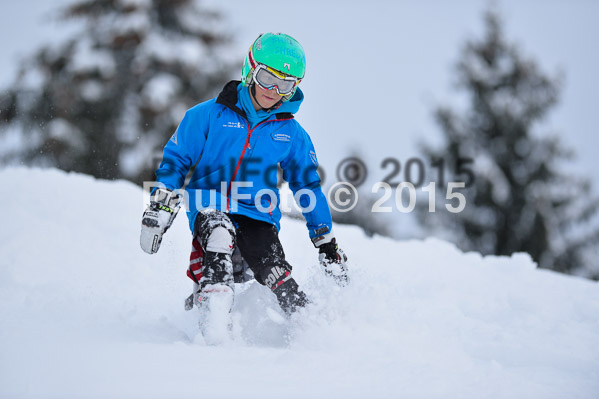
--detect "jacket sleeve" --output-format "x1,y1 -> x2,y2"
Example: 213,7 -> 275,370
280,125 -> 333,242
155,106 -> 208,190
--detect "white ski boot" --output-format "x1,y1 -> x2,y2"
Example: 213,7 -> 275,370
195,283 -> 234,345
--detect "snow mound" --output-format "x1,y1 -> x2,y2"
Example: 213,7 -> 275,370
1,167 -> 598,399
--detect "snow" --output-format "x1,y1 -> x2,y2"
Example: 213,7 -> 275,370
16,63 -> 45,91
119,0 -> 150,8
79,80 -> 104,102
69,38 -> 116,78
142,73 -> 182,111
140,32 -> 207,67
0,123 -> 28,159
47,118 -> 85,149
111,9 -> 151,36
1,167 -> 598,398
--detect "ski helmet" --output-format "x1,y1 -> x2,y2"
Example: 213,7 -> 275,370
241,33 -> 306,100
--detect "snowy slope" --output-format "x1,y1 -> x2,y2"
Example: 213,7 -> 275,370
1,167 -> 598,399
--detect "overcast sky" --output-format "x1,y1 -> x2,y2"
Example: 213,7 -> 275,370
213,0 -> 599,186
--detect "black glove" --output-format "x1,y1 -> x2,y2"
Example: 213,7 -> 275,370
317,238 -> 349,286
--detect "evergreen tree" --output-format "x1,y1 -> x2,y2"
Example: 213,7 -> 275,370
420,10 -> 599,278
0,0 -> 237,183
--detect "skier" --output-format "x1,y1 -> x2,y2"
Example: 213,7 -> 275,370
140,32 -> 348,321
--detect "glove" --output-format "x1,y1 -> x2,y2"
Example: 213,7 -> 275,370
140,188 -> 182,254
317,238 -> 349,286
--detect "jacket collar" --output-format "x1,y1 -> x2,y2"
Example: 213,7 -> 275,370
216,80 -> 294,121
216,80 -> 248,119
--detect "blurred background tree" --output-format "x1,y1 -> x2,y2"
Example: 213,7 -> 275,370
0,0 -> 237,183
328,151 -> 393,238
419,10 -> 599,279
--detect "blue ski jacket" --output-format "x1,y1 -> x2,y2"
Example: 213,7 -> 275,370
154,81 -> 333,242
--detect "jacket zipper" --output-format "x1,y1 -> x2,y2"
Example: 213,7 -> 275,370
225,117 -> 291,212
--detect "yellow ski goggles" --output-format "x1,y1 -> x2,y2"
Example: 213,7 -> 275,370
252,64 -> 300,96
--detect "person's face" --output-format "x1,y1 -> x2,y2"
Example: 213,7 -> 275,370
251,83 -> 283,110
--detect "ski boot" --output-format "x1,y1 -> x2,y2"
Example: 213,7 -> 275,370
262,265 -> 310,315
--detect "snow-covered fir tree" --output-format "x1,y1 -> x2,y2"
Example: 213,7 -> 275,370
420,10 -> 599,278
0,0 -> 237,182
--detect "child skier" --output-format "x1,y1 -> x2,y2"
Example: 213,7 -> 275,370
140,32 -> 348,320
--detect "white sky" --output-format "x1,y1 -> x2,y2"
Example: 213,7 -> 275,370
213,0 -> 599,189
2,0 -> 598,199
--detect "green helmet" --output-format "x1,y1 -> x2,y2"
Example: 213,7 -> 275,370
242,33 -> 306,99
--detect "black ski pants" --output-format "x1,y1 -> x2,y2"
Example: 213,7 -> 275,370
194,212 -> 293,286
